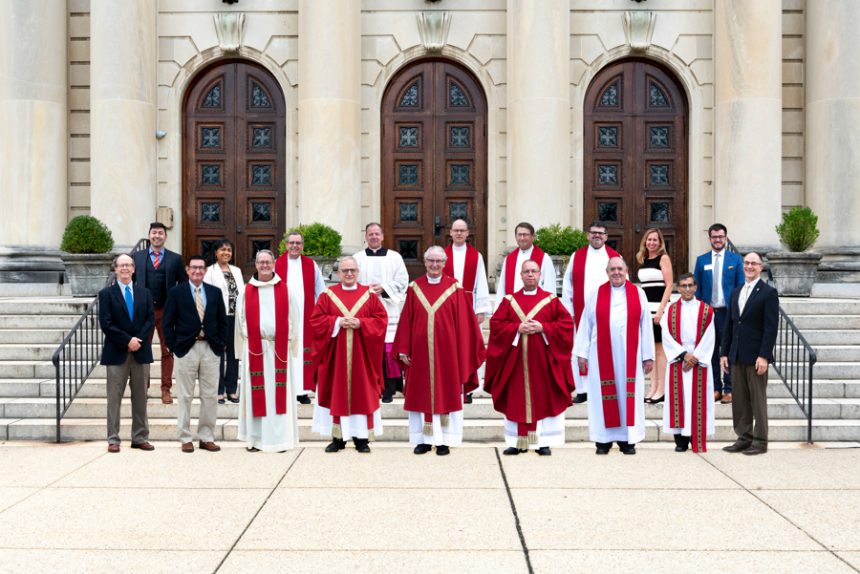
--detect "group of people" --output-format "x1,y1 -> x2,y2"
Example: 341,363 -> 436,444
99,218 -> 778,458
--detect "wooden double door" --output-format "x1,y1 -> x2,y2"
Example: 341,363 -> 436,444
183,60 -> 286,277
382,60 -> 488,278
584,59 -> 689,276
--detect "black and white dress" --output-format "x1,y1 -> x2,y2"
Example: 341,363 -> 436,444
638,255 -> 666,343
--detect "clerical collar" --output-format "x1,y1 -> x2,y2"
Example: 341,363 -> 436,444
365,247 -> 388,257
523,288 -> 538,295
250,274 -> 280,287
341,283 -> 358,291
519,245 -> 533,255
452,243 -> 467,251
611,282 -> 627,290
427,275 -> 442,284
589,245 -> 603,253
681,298 -> 696,305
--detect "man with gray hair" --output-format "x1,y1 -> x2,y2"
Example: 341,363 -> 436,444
393,246 -> 485,455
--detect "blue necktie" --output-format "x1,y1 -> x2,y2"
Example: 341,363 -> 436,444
125,285 -> 134,321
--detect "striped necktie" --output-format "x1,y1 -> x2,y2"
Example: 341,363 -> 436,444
195,286 -> 205,336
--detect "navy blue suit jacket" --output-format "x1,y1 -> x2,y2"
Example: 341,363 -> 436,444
162,282 -> 227,358
694,250 -> 744,306
721,280 -> 779,365
98,283 -> 155,366
132,248 -> 187,305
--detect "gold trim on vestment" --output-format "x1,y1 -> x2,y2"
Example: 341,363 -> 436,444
324,289 -> 372,415
507,293 -> 554,425
411,281 -> 459,418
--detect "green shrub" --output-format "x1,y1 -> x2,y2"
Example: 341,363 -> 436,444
279,223 -> 342,257
775,206 -> 820,252
60,215 -> 114,254
534,224 -> 588,256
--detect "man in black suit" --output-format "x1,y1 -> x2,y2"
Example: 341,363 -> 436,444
98,254 -> 156,453
720,252 -> 779,456
163,255 -> 227,453
132,222 -> 187,405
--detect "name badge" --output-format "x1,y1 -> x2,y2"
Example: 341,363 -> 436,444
704,264 -> 713,271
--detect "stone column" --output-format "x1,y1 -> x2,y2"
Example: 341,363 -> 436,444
806,0 -> 860,249
506,0 -> 570,232
713,0 -> 782,250
298,0 -> 362,251
90,0 -> 157,248
0,0 -> 68,285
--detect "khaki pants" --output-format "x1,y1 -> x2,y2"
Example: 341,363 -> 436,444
730,363 -> 769,448
174,341 -> 220,444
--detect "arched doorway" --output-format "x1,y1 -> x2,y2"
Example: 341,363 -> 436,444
381,59 -> 488,278
183,60 -> 286,277
584,59 -> 688,276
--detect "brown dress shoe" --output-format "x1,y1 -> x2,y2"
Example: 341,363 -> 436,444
107,443 -> 120,453
131,441 -> 155,451
161,390 -> 173,405
714,391 -> 723,402
720,393 -> 733,404
742,445 -> 767,456
198,441 -> 221,452
181,442 -> 194,453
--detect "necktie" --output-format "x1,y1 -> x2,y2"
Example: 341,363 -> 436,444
195,286 -> 205,336
124,285 -> 134,321
712,253 -> 721,307
153,251 -> 160,269
739,284 -> 751,315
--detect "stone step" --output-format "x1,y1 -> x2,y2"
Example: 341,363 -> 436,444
779,299 -> 860,316
0,345 -> 65,361
3,417 -> 857,443
0,315 -> 88,329
0,299 -> 92,315
797,330 -> 860,346
0,330 -> 67,344
774,345 -> 860,362
5,395 -> 856,422
792,315 -> 860,329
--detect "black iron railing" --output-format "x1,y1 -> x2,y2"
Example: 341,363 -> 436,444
772,306 -> 817,443
52,238 -> 149,442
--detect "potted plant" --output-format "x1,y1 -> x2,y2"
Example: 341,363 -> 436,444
534,224 -> 588,295
279,222 -> 342,281
767,206 -> 822,297
59,215 -> 115,296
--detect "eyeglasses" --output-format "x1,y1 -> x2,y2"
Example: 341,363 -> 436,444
743,261 -> 762,267
188,265 -> 206,270
678,284 -> 696,289
425,259 -> 445,264
340,269 -> 358,274
589,231 -> 607,236
116,264 -> 134,269
287,241 -> 303,245
256,261 -> 273,266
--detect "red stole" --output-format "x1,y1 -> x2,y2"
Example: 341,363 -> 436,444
667,299 -> 713,453
595,281 -> 641,428
571,245 -> 620,329
504,246 -> 546,294
444,244 -> 479,307
275,255 -> 317,390
244,280 -> 289,417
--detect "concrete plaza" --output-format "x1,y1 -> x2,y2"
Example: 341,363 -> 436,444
0,440 -> 858,574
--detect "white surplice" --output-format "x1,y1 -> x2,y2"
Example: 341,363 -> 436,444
449,243 -> 491,316
235,274 -> 298,452
659,298 -> 716,437
573,283 -> 655,444
494,246 -> 557,307
353,249 -> 409,343
286,257 -> 326,398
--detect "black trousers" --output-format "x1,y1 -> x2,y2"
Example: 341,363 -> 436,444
218,315 -> 239,395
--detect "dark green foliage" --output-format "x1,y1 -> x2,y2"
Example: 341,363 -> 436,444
534,224 -> 588,256
775,206 -> 820,252
60,215 -> 114,254
279,223 -> 342,257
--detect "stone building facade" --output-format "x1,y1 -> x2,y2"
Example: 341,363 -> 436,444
1,0 -> 858,288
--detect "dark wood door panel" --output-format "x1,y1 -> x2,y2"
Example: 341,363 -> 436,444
584,59 -> 688,277
183,60 -> 285,279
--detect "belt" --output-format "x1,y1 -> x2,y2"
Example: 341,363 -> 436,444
195,335 -> 206,341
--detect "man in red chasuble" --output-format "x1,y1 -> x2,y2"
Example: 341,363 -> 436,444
393,246 -> 486,456
311,256 -> 388,453
574,257 -> 655,455
485,259 -> 575,455
660,273 -> 715,453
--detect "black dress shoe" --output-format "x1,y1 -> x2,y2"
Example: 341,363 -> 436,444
355,438 -> 371,453
742,445 -> 767,456
649,395 -> 665,404
502,447 -> 526,455
218,397 -> 226,405
595,446 -> 610,455
674,445 -> 688,452
722,442 -> 751,453
413,443 -> 432,455
619,444 -> 636,455
536,446 -> 551,456
296,395 -> 311,405
464,393 -> 473,404
572,393 -> 588,404
325,438 -> 346,452
673,436 -> 690,452
228,394 -> 240,404
435,445 -> 450,456
381,395 -> 393,404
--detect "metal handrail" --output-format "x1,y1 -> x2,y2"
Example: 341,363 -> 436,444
52,238 -> 149,442
771,306 -> 817,443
